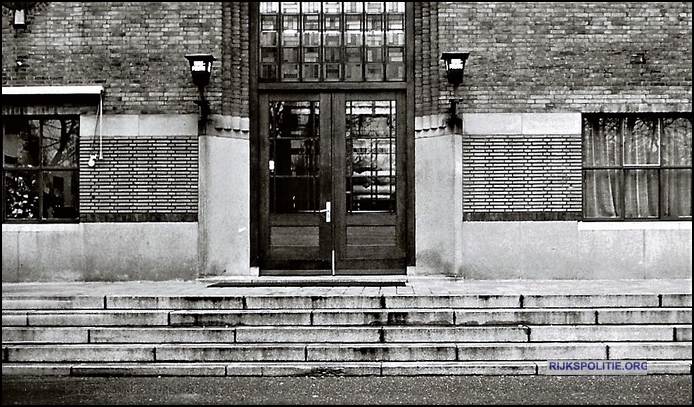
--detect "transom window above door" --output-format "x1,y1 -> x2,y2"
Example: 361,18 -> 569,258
259,2 -> 406,82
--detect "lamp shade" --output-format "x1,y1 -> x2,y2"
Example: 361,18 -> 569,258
441,52 -> 470,86
185,54 -> 217,87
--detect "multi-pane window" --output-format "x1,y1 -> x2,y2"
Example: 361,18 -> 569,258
582,114 -> 692,220
2,116 -> 80,222
260,2 -> 406,82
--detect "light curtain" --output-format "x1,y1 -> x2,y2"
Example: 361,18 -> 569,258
584,116 -> 692,219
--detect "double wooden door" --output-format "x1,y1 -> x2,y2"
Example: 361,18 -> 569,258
259,92 -> 407,275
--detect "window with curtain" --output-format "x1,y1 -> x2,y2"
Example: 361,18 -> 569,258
583,114 -> 692,220
2,116 -> 80,222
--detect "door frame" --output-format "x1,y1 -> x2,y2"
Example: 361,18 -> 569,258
257,91 -> 408,275
248,2 -> 416,273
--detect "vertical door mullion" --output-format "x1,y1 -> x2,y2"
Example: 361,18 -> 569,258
258,94 -> 271,267
395,92 -> 406,254
332,93 -> 347,266
319,93 -> 333,258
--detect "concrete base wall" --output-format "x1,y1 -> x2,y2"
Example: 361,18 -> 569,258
458,221 -> 692,279
2,223 -> 198,282
414,124 -> 463,277
197,117 -> 252,277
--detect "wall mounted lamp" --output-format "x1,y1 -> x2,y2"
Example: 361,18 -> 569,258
185,53 -> 216,134
441,51 -> 470,131
13,9 -> 26,28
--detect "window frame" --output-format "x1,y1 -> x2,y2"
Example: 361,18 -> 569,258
582,113 -> 692,221
258,1 -> 407,84
2,115 -> 81,224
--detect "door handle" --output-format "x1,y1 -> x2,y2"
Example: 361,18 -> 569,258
318,201 -> 331,223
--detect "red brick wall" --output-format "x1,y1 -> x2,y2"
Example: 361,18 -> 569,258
79,135 -> 198,222
2,2 -> 252,221
462,133 -> 582,220
430,2 -> 692,115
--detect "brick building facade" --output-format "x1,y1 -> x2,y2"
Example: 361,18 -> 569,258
2,2 -> 691,282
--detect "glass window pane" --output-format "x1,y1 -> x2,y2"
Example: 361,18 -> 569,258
366,47 -> 383,62
366,31 -> 383,46
324,47 -> 341,63
345,31 -> 363,46
281,2 -> 300,14
281,31 -> 299,47
262,48 -> 278,63
386,31 -> 405,46
624,169 -> 659,218
662,117 -> 692,166
366,14 -> 383,31
42,170 -> 78,219
324,15 -> 341,31
344,2 -> 363,13
624,117 -> 659,166
283,15 -> 299,30
303,47 -> 320,63
345,63 -> 363,81
365,63 -> 384,81
323,32 -> 341,47
261,15 -> 278,31
303,14 -> 320,30
282,63 -> 300,80
583,117 -> 621,166
3,170 -> 39,219
386,2 -> 405,13
261,63 -> 277,80
346,100 -> 396,213
366,2 -> 384,14
42,119 -> 78,167
345,15 -> 362,30
387,14 -> 404,30
303,31 -> 320,47
302,2 -> 321,14
386,62 -> 404,81
260,31 -> 277,47
260,2 -> 279,14
283,47 -> 299,63
323,2 -> 341,14
268,101 -> 320,214
260,1 -> 406,83
583,169 -> 623,218
662,169 -> 692,218
324,63 -> 341,80
3,118 -> 40,167
303,64 -> 320,80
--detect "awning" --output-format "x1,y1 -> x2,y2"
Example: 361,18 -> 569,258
2,85 -> 103,95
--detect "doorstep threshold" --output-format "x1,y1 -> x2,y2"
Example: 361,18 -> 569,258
201,275 -> 408,287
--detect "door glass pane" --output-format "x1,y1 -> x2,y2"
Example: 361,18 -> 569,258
345,100 -> 396,212
268,101 -> 320,214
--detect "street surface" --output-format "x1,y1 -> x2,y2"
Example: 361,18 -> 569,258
2,375 -> 692,405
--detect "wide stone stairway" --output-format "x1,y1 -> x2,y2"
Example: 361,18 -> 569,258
2,278 -> 692,376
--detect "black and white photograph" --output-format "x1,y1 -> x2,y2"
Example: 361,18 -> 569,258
2,2 -> 691,405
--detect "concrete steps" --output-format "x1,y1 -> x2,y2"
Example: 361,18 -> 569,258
2,292 -> 692,376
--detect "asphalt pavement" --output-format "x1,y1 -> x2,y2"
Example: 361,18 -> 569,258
2,374 -> 692,405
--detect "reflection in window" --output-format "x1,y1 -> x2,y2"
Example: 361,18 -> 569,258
346,100 -> 396,212
583,114 -> 692,220
3,116 -> 80,222
268,101 -> 321,214
260,2 -> 406,82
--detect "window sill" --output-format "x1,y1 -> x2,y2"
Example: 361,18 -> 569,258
2,223 -> 81,233
578,221 -> 692,231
